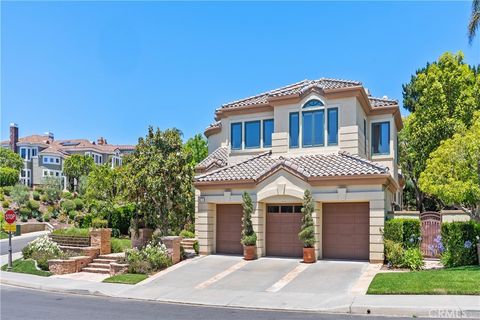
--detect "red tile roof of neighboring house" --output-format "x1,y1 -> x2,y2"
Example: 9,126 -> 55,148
195,150 -> 388,183
195,146 -> 229,172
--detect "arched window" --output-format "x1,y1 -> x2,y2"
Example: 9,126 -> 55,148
302,99 -> 324,109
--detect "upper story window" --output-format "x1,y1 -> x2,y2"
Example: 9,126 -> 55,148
245,121 -> 261,148
289,112 -> 299,148
111,156 -> 122,168
372,121 -> 390,155
231,123 -> 242,150
303,99 -> 324,108
43,156 -> 60,164
85,151 -> 103,165
19,147 -> 38,161
327,108 -> 338,146
302,109 -> 324,147
263,119 -> 274,148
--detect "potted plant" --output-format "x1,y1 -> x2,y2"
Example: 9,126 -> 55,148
299,190 -> 316,263
241,192 -> 257,260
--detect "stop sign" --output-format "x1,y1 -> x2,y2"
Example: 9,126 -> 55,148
4,210 -> 16,224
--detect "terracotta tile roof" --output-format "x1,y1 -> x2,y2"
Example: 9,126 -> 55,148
368,97 -> 399,107
219,78 -> 362,109
217,78 -> 398,111
38,146 -> 68,156
195,146 -> 229,172
195,151 -> 388,183
0,135 -> 53,147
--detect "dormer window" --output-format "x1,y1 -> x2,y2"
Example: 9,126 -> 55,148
303,99 -> 324,108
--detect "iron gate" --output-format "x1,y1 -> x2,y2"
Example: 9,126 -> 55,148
420,211 -> 442,258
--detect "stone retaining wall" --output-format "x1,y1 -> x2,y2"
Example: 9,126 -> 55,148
161,236 -> 181,264
110,262 -> 129,276
48,259 -> 76,275
60,246 -> 100,258
90,229 -> 111,254
50,234 -> 91,247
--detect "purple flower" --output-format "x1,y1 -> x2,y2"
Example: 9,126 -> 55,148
464,240 -> 473,249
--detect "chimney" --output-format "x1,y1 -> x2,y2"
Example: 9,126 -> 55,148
45,131 -> 54,141
97,137 -> 107,145
9,123 -> 18,153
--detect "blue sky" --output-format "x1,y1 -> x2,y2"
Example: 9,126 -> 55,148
1,1 -> 479,145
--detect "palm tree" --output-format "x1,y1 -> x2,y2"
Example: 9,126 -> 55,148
469,0 -> 480,43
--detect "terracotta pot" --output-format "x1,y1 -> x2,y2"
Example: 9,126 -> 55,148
303,247 -> 316,263
243,245 -> 256,260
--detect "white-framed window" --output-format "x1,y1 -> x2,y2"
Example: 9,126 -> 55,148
85,152 -> 103,165
42,156 -> 61,164
111,156 -> 122,168
20,169 -> 31,186
19,147 -> 38,161
42,169 -> 62,177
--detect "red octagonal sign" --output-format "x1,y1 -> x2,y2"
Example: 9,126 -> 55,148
4,210 -> 16,224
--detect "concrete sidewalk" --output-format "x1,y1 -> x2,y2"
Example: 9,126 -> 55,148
1,261 -> 479,317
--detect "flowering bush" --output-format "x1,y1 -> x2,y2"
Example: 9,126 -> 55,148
402,247 -> 424,271
22,235 -> 64,270
383,218 -> 423,269
441,221 -> 480,267
126,242 -> 172,274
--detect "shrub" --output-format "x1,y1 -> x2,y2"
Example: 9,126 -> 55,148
80,213 -> 93,228
298,190 -> 315,248
441,221 -> 480,267
92,218 -> 108,229
28,200 -> 40,211
3,186 -> 12,196
402,247 -> 424,271
74,213 -> 85,227
111,238 -> 132,253
40,194 -> 47,202
2,200 -> 10,208
383,219 -> 403,243
68,210 -> 78,221
0,167 -> 19,187
35,187 -> 44,194
402,219 -> 421,248
62,191 -> 73,199
11,184 -> 29,207
109,204 -> 135,235
179,230 -> 195,239
384,239 -> 404,268
193,240 -> 199,254
43,177 -> 62,204
18,206 -> 31,220
48,205 -> 59,219
240,192 -> 257,246
61,199 -> 76,213
0,193 -> 4,201
43,213 -> 51,222
22,235 -> 63,270
74,198 -> 84,210
126,242 -> 172,274
32,191 -> 41,201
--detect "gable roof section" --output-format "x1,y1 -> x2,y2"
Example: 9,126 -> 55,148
195,146 -> 229,173
195,151 -> 390,186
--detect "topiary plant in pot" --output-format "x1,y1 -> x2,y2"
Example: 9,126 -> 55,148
299,190 -> 316,263
241,192 -> 257,260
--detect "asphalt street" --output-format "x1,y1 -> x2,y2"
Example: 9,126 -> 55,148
0,286 -> 445,320
0,232 -> 43,255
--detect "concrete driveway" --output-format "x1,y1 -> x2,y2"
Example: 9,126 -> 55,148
120,255 -> 369,312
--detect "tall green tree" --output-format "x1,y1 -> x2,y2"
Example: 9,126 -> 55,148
469,0 -> 480,44
419,112 -> 480,219
399,52 -> 480,211
184,133 -> 208,166
63,154 -> 94,191
0,148 -> 23,171
122,127 -> 194,235
298,190 -> 315,248
241,192 -> 256,246
85,164 -> 121,203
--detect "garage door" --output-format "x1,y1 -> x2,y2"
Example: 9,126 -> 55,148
266,204 -> 303,257
216,204 -> 243,255
322,202 -> 369,260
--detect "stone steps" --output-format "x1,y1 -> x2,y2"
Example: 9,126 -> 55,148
81,267 -> 110,274
181,238 -> 196,250
88,263 -> 110,269
93,258 -> 117,263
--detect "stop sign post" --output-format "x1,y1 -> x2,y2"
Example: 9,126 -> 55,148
4,209 -> 16,271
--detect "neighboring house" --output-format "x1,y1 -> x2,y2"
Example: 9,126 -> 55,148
2,123 -> 135,187
194,78 -> 404,263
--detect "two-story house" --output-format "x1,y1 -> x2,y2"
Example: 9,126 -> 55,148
194,78 -> 403,263
2,124 -> 135,188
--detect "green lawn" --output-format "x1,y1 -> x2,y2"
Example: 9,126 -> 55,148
1,259 -> 52,277
103,273 -> 147,285
0,231 -> 9,239
367,266 -> 480,295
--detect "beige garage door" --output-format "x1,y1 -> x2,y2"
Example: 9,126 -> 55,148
216,204 -> 243,255
266,204 -> 303,257
322,202 -> 369,260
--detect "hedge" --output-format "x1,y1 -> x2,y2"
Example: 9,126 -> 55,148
384,218 -> 421,248
0,167 -> 19,187
441,221 -> 480,267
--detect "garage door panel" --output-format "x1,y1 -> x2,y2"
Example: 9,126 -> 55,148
216,204 -> 243,255
323,202 -> 369,260
266,207 -> 303,258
